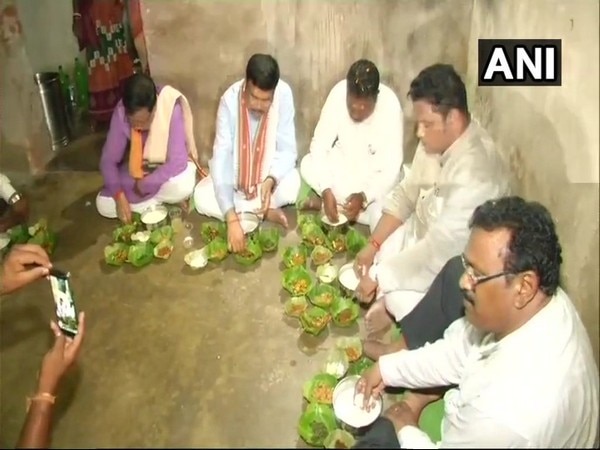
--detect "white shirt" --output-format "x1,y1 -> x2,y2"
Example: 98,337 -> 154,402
306,80 -> 404,204
0,172 -> 17,203
376,120 -> 511,294
378,288 -> 600,448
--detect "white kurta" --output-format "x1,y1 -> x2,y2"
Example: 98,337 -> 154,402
369,120 -> 511,321
378,288 -> 600,448
300,80 -> 404,229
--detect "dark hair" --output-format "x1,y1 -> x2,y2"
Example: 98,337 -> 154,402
408,63 -> 468,116
346,59 -> 380,99
122,73 -> 157,115
245,54 -> 280,91
469,196 -> 563,296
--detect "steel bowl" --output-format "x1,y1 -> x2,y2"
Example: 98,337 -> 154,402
320,210 -> 350,233
140,204 -> 169,231
338,262 -> 360,298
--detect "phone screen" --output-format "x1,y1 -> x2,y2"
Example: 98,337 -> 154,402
48,270 -> 79,337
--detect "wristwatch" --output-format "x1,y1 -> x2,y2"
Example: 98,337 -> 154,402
8,192 -> 22,205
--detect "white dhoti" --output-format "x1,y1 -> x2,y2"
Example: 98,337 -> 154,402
300,153 -> 385,231
193,169 -> 301,220
96,162 -> 196,219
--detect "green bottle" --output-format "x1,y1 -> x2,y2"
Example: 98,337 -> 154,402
73,57 -> 89,111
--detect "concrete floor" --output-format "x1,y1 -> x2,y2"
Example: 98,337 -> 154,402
0,134 -> 372,448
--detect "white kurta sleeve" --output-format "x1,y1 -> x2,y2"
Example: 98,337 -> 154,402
377,158 -> 507,294
362,94 -> 404,204
378,318 -> 472,389
303,84 -> 343,194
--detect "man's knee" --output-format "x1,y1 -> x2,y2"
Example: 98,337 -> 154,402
299,154 -> 318,189
193,177 -> 221,218
275,169 -> 301,206
96,193 -> 118,219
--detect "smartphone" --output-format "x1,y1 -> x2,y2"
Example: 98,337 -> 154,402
48,269 -> 79,338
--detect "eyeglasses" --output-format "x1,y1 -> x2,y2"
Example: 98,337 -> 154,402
460,254 -> 513,288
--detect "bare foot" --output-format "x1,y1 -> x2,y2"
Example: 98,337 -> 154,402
364,300 -> 394,335
299,195 -> 322,211
265,208 -> 289,229
402,388 -> 448,417
363,338 -> 406,360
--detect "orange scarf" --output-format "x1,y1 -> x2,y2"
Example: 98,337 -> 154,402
237,86 -> 269,199
129,128 -> 145,180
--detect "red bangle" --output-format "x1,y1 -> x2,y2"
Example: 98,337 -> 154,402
369,238 -> 381,251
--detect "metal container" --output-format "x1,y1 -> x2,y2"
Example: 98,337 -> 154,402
34,72 -> 70,149
332,375 -> 382,429
140,204 -> 169,231
320,211 -> 350,234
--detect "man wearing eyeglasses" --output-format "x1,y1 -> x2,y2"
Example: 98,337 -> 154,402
353,196 -> 599,449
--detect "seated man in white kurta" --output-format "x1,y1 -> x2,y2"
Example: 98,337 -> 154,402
193,54 -> 300,253
354,64 -> 511,335
299,59 -> 404,229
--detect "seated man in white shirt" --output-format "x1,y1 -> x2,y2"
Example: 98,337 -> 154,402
354,64 -> 510,335
299,59 -> 403,228
353,196 -> 600,449
0,172 -> 29,233
193,54 -> 300,253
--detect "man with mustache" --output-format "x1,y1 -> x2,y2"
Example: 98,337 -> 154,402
354,63 -> 510,335
193,54 -> 301,253
353,196 -> 599,448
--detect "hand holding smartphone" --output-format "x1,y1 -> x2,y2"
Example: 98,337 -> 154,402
48,269 -> 79,338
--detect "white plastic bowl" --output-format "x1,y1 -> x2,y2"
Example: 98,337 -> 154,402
239,212 -> 260,235
338,263 -> 360,292
321,213 -> 349,228
184,247 -> 208,269
332,375 -> 382,428
317,263 -> 339,284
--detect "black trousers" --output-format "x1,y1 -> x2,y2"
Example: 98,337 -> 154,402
353,255 -> 465,449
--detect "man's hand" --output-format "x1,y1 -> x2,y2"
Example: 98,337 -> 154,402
226,213 -> 246,253
322,189 -> 339,223
356,276 -> 378,304
38,312 -> 86,395
355,363 -> 385,410
353,243 -> 377,278
255,177 -> 275,216
115,192 -> 132,224
1,244 -> 52,295
343,193 -> 364,222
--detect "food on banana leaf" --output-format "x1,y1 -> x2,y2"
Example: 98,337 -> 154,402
327,229 -> 347,253
300,306 -> 331,335
336,337 -> 363,363
324,429 -> 356,449
316,263 -> 338,284
234,238 -> 263,266
200,221 -> 226,244
127,242 -> 154,268
27,225 -> 58,255
113,223 -> 138,244
284,296 -> 309,318
153,240 -> 174,259
347,356 -> 375,377
282,244 -> 308,268
8,224 -> 30,244
345,227 -> 368,257
205,237 -> 229,262
282,266 -> 314,296
303,373 -> 338,405
257,227 -> 280,252
131,230 -> 151,243
308,283 -> 340,309
297,213 -> 321,231
323,348 -> 349,379
301,222 -> 329,248
103,242 -> 129,266
331,297 -> 360,327
310,244 -> 333,266
297,403 -> 337,447
149,225 -> 174,246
